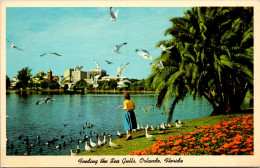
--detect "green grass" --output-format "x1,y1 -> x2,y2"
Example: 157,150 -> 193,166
78,112 -> 252,156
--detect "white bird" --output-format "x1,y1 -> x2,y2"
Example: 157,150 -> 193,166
110,7 -> 119,21
36,97 -> 55,105
102,135 -> 107,145
150,61 -> 164,69
85,141 -> 91,151
109,137 -> 117,147
146,124 -> 149,130
117,130 -> 124,138
160,44 -> 174,52
113,42 -> 127,54
70,150 -> 76,156
167,123 -> 171,128
140,105 -> 154,114
40,52 -> 61,57
150,125 -> 155,131
136,49 -> 152,60
90,139 -> 97,148
145,127 -> 154,139
116,63 -> 129,78
97,137 -> 103,146
6,39 -> 24,51
141,125 -> 144,130
137,124 -> 141,131
92,74 -> 101,88
175,123 -> 182,129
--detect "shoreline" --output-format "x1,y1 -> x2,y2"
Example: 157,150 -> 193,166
6,89 -> 155,94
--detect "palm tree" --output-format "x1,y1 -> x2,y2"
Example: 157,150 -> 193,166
147,7 -> 253,123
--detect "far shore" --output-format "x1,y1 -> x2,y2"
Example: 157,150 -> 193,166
6,89 -> 155,94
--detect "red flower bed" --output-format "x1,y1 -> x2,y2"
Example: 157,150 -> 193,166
129,114 -> 253,155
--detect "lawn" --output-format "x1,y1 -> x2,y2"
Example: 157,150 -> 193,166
78,112 -> 252,155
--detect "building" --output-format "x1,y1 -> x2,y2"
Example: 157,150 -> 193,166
63,66 -> 87,85
47,69 -> 59,81
88,60 -> 107,79
47,69 -> 52,81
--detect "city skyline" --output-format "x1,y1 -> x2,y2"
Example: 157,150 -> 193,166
6,7 -> 190,79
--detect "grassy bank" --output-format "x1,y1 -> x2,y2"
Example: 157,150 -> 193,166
78,112 -> 252,156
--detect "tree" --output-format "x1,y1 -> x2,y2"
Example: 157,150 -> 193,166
75,79 -> 87,90
17,67 -> 32,89
49,81 -> 60,90
147,7 -> 253,123
41,80 -> 49,89
6,75 -> 11,89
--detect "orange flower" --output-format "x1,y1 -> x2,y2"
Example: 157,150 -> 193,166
204,143 -> 210,147
250,151 -> 254,155
212,140 -> 217,144
167,142 -> 174,147
158,149 -> 165,153
183,147 -> 188,151
241,149 -> 247,152
223,143 -> 231,149
230,149 -> 239,153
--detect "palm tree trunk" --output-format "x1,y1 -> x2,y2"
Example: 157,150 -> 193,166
167,96 -> 180,123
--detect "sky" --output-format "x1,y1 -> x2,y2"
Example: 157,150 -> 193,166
6,7 -> 190,80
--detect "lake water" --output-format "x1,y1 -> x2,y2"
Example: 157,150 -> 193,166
5,93 -> 251,155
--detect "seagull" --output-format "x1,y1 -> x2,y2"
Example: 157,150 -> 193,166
175,119 -> 185,125
6,39 -> 24,51
70,150 -> 76,156
140,105 -> 154,114
159,44 -> 174,52
113,42 -> 127,54
110,7 -> 119,21
175,123 -> 182,129
150,61 -> 164,69
136,49 -> 152,60
117,130 -> 125,138
97,137 -> 103,146
109,137 -> 117,147
105,60 -> 113,64
90,139 -> 97,148
92,75 -> 101,88
150,125 -> 155,131
40,52 -> 61,57
102,135 -> 107,145
36,97 -> 55,105
145,127 -> 154,139
85,141 -> 91,152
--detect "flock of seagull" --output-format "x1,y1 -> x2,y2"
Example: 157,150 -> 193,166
6,7 -> 178,156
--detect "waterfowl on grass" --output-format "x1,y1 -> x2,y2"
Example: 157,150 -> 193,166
175,123 -> 182,129
98,137 -> 103,146
117,130 -> 125,138
109,137 -> 117,147
90,139 -> 97,148
145,127 -> 154,139
70,150 -> 76,156
102,135 -> 107,145
85,141 -> 91,152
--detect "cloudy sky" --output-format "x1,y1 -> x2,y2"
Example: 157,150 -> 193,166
6,7 -> 190,79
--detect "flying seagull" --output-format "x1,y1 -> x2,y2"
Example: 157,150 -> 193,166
105,60 -> 113,64
92,75 -> 101,88
113,42 -> 127,54
136,49 -> 152,60
36,97 -> 55,105
159,44 -> 174,52
110,7 -> 119,21
40,52 -> 61,57
6,39 -> 24,51
140,105 -> 154,114
150,61 -> 164,69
